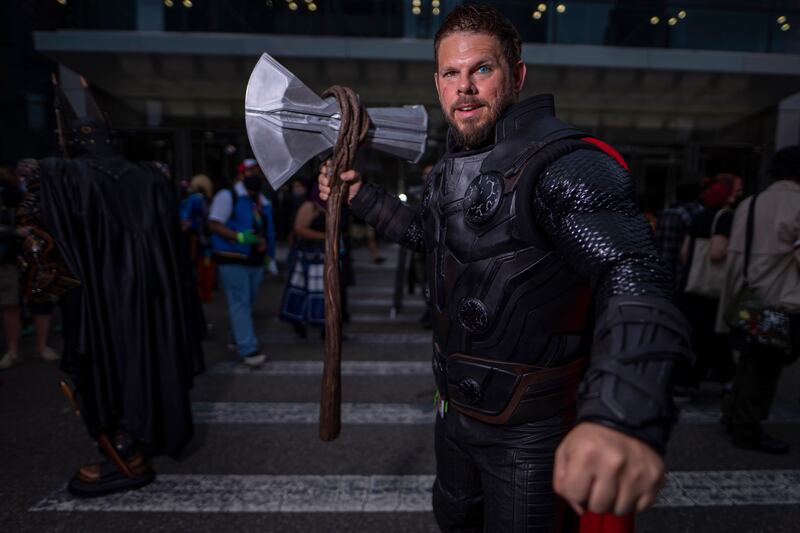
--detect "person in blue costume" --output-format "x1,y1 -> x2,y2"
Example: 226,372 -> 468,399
209,159 -> 276,366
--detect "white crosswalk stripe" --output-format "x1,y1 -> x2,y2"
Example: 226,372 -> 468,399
209,360 -> 431,376
192,402 -> 434,424
350,298 -> 425,308
31,470 -> 800,513
263,332 -> 432,344
191,401 -> 800,425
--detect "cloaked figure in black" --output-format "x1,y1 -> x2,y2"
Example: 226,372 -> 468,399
17,75 -> 204,497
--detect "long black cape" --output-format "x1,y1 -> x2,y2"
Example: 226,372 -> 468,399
40,155 -> 205,456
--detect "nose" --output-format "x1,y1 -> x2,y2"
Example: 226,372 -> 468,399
457,72 -> 476,95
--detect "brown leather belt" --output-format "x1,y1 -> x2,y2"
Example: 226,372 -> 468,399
439,353 -> 588,425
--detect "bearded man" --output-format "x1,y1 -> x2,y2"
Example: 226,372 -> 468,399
319,5 -> 689,532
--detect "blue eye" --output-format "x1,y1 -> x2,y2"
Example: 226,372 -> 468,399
477,66 -> 491,74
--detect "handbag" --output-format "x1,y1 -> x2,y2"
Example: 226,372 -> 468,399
280,246 -> 325,325
684,209 -> 727,298
723,193 -> 798,364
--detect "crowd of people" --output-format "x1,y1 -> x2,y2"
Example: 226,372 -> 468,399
654,147 -> 800,454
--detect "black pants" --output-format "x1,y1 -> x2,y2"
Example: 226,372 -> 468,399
432,408 -> 578,533
681,294 -> 735,384
725,346 -> 784,436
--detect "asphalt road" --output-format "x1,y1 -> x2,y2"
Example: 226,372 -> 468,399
1,244 -> 799,533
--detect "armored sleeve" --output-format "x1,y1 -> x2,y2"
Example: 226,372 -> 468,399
532,149 -> 691,453
349,182 -> 425,252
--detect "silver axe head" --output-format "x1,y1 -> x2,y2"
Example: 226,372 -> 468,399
245,53 -> 429,190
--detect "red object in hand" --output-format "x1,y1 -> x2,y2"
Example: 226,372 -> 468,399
580,512 -> 635,533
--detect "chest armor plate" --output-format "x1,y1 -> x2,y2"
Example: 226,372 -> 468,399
422,148 -> 591,366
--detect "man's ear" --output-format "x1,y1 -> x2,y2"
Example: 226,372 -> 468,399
513,61 -> 527,94
433,72 -> 440,95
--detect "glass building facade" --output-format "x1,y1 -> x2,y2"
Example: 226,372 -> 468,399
2,0 -> 799,201
49,0 -> 800,54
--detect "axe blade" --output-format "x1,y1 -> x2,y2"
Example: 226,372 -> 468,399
245,53 -> 428,190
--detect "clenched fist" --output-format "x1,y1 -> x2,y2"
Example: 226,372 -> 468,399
553,422 -> 664,517
317,161 -> 363,204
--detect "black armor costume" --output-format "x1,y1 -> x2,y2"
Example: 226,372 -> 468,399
350,95 -> 690,532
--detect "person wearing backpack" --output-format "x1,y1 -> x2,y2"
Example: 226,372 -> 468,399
717,146 -> 800,454
209,159 -> 276,367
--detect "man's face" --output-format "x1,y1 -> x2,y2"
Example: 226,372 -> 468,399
435,32 -> 526,149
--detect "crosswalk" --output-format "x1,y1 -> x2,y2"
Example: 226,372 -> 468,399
31,470 -> 800,513
26,246 -> 800,531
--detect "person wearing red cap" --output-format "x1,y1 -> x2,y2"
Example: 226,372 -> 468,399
209,159 -> 276,366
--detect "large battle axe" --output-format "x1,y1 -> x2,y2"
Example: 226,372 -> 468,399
245,53 -> 428,441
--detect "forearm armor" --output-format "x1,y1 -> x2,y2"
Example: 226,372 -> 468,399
577,296 -> 690,453
533,149 -> 691,452
350,182 -> 425,252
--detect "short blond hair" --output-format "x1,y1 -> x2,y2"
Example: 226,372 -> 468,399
190,174 -> 213,198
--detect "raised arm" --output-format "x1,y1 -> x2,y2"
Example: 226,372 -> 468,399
318,164 -> 425,253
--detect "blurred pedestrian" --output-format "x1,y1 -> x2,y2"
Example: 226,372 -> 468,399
280,182 -> 326,339
209,159 -> 276,365
181,173 -> 215,301
0,161 -> 59,370
655,182 -> 703,290
718,146 -> 800,453
680,173 -> 742,388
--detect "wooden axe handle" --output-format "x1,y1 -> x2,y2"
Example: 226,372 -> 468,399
319,181 -> 344,441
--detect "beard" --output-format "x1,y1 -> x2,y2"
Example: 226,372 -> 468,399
444,83 -> 517,150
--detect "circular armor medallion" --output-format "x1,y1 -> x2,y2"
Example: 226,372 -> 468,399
457,377 -> 483,405
457,297 -> 490,334
464,172 -> 503,226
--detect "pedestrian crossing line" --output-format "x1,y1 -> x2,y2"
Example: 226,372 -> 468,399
191,402 -> 800,426
192,402 -> 434,425
678,403 -> 800,424
270,314 -> 423,324
263,333 -> 432,344
209,360 -> 431,376
349,286 -> 398,295
350,298 -> 426,308
350,314 -> 421,324
30,470 -> 800,513
352,261 -> 397,270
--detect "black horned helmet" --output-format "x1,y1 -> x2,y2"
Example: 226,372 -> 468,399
52,73 -> 117,158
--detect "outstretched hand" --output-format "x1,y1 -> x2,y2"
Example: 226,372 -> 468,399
318,160 -> 362,204
553,422 -> 664,517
